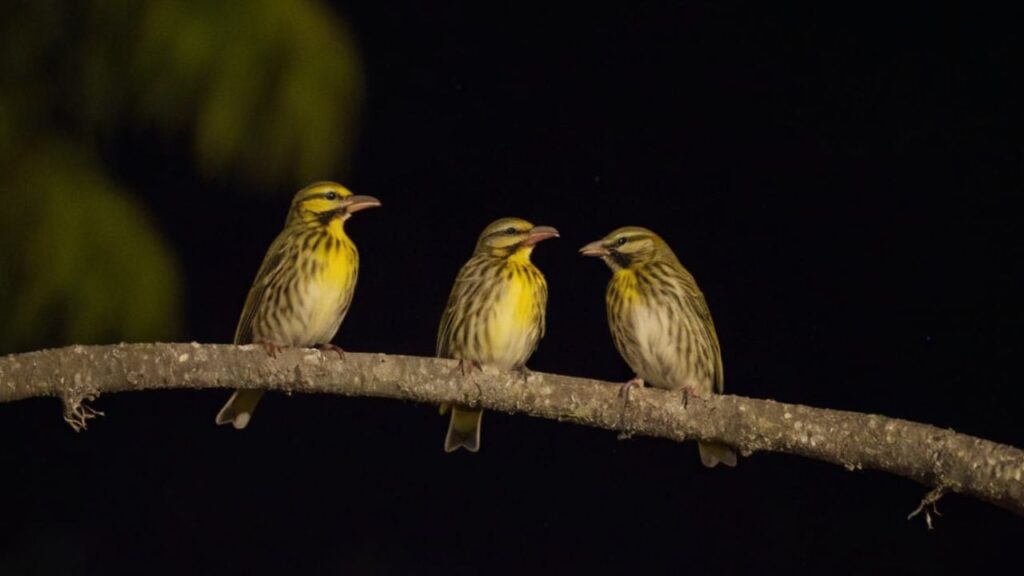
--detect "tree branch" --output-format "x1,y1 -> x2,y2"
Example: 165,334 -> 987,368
2,343 -> 1022,517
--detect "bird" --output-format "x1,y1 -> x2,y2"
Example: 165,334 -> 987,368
580,226 -> 737,467
215,181 -> 381,429
436,217 -> 559,452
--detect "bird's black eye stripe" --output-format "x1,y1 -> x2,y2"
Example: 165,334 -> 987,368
505,227 -> 517,235
325,191 -> 338,201
615,237 -> 628,246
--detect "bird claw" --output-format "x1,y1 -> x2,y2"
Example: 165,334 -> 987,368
316,343 -> 346,360
680,387 -> 706,409
257,340 -> 282,358
619,376 -> 645,400
454,358 -> 482,377
512,365 -> 532,384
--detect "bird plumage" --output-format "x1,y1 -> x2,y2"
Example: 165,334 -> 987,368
436,217 -> 557,452
215,181 -> 380,429
581,226 -> 736,467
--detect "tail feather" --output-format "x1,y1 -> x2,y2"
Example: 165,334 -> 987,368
215,390 -> 265,430
698,441 -> 737,468
444,406 -> 483,453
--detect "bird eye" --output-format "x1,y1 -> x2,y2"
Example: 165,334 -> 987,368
505,227 -> 517,235
615,237 -> 627,246
325,191 -> 338,201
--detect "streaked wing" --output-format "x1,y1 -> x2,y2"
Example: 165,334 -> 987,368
233,234 -> 293,345
436,266 -> 475,357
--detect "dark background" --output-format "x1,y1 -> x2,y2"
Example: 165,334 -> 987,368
3,2 -> 1022,574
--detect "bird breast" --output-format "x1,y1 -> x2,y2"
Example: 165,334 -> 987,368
482,274 -> 540,369
626,302 -> 678,388
294,237 -> 358,344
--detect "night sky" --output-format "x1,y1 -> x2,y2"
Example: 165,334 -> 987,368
3,2 -> 1023,574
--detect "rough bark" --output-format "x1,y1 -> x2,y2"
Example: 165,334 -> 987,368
1,343 -> 1022,517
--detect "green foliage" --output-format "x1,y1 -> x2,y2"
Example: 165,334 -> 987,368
0,0 -> 362,352
127,0 -> 363,188
0,141 -> 183,351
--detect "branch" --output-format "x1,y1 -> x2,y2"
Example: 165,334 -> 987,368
2,343 -> 1022,517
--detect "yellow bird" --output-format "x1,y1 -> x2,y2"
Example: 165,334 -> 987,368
215,182 -> 381,429
436,217 -> 559,452
581,227 -> 737,467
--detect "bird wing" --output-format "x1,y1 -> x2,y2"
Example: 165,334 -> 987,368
435,293 -> 457,358
436,268 -> 474,358
673,265 -> 725,394
691,291 -> 725,394
436,254 -> 497,358
536,272 -> 548,340
233,235 -> 292,345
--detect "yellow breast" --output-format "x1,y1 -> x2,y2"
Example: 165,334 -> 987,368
301,225 -> 358,343
483,262 -> 540,369
621,269 -> 644,299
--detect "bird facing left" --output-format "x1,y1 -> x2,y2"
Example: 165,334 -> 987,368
215,181 -> 381,429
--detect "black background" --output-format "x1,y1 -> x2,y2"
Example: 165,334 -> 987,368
3,2 -> 1023,574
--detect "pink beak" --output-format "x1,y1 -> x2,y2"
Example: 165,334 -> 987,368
522,225 -> 560,246
579,239 -> 609,257
343,195 -> 382,213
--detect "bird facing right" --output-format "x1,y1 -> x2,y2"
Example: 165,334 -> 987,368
580,226 -> 737,467
215,182 -> 381,429
436,217 -> 558,453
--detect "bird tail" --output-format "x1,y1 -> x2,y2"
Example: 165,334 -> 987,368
698,441 -> 737,468
215,390 -> 264,430
443,406 -> 483,453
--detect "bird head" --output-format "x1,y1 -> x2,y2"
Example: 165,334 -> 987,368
474,217 -> 559,259
287,181 -> 381,226
579,226 -> 674,271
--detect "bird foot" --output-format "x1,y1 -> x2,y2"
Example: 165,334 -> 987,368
511,365 -> 532,385
619,376 -> 645,400
316,343 -> 346,360
257,340 -> 283,358
680,387 -> 707,409
452,358 -> 482,377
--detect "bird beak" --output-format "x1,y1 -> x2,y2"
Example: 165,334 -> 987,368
342,195 -> 382,213
522,225 -> 560,246
579,239 -> 609,257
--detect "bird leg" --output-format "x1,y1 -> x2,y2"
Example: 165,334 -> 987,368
443,360 -> 485,407
619,376 -> 645,401
511,365 -> 532,385
680,385 -> 706,409
256,339 -> 283,358
453,358 -> 481,377
315,343 -> 346,360
616,376 -> 645,437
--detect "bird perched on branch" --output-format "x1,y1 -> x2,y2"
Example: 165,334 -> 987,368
436,217 -> 559,452
215,182 -> 381,429
580,226 -> 736,467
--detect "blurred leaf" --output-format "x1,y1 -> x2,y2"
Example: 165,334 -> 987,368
0,0 -> 362,351
129,0 -> 363,189
0,140 -> 182,353
4,0 -> 363,190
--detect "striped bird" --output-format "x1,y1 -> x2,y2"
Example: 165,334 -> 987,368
580,226 -> 737,467
215,182 -> 380,429
436,217 -> 558,452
